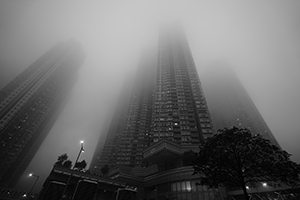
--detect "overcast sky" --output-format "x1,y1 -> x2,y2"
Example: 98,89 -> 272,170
0,0 -> 300,193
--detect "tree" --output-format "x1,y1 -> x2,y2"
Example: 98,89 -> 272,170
101,164 -> 109,176
54,153 -> 72,169
62,160 -> 72,169
182,150 -> 197,166
193,126 -> 300,200
55,153 -> 68,166
74,160 -> 87,171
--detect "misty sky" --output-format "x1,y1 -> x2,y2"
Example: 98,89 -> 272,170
0,0 -> 300,193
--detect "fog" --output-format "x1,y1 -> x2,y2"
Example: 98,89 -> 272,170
0,0 -> 300,193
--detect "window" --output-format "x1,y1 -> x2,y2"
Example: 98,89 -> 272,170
172,183 -> 176,192
186,181 -> 191,191
177,182 -> 181,191
181,182 -> 186,191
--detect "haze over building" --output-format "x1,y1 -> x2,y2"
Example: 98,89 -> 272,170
201,63 -> 280,147
91,25 -> 214,171
150,25 -> 213,144
0,39 -> 85,187
90,26 -> 220,199
90,49 -> 156,172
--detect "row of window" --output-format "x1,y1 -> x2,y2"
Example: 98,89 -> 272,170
146,180 -> 221,200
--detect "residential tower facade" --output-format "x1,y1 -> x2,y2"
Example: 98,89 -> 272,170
150,26 -> 213,145
201,63 -> 280,147
90,50 -> 156,173
90,26 -> 222,200
0,39 -> 85,187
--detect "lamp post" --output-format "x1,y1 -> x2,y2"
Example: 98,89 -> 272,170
28,173 -> 39,195
73,141 -> 84,170
60,140 -> 84,200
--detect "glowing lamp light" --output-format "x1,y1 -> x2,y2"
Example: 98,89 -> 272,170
262,182 -> 267,187
246,186 -> 249,189
80,140 -> 85,152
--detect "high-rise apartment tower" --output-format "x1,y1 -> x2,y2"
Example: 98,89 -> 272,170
150,26 -> 213,145
202,63 -> 280,147
89,26 -> 226,200
90,50 -> 156,173
91,25 -> 214,172
0,39 -> 85,187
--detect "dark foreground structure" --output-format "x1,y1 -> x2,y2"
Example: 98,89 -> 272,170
35,153 -> 300,200
37,166 -> 136,200
39,155 -> 226,200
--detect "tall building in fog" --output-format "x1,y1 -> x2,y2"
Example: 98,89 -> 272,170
150,26 -> 213,145
0,39 -> 85,187
90,50 -> 156,173
202,64 -> 280,147
91,25 -> 213,170
90,26 -> 222,200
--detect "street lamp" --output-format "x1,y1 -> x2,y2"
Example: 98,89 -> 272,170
28,173 -> 39,194
60,140 -> 85,200
73,141 -> 84,169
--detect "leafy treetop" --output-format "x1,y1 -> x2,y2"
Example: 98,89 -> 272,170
193,127 -> 300,200
55,153 -> 72,169
74,160 -> 87,171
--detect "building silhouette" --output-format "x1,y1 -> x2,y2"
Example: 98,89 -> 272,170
90,50 -> 156,173
89,26 -> 223,200
0,39 -> 86,187
150,25 -> 213,144
91,26 -> 214,171
201,63 -> 280,147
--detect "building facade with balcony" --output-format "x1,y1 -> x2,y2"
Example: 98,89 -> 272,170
90,25 -> 218,199
90,50 -> 157,171
150,25 -> 213,145
0,39 -> 86,187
